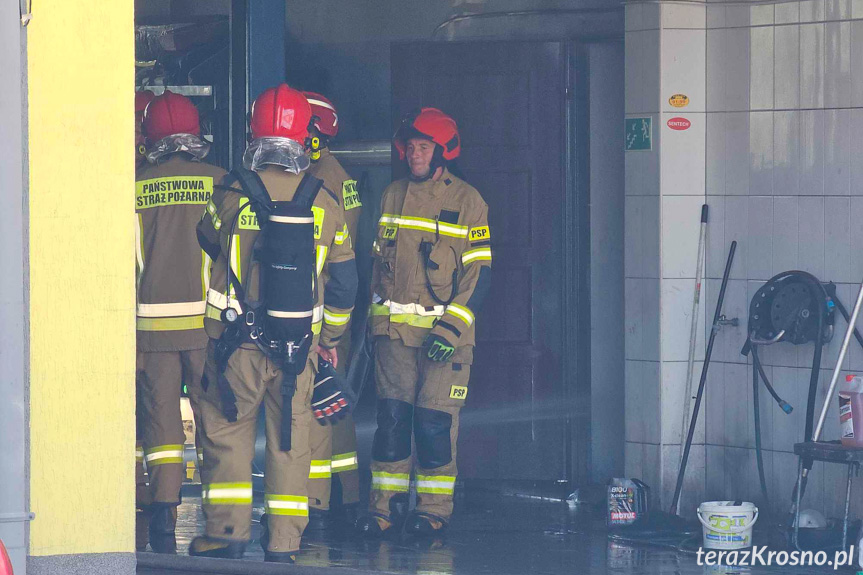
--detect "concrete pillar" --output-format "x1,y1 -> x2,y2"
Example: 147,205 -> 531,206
624,1 -> 708,515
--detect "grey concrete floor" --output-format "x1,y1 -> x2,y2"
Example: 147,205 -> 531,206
136,490 -> 860,575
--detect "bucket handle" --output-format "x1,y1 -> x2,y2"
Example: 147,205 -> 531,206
697,508 -> 759,534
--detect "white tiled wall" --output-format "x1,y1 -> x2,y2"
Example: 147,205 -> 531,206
625,0 -> 863,518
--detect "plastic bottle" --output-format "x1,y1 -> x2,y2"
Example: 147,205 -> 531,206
838,375 -> 863,447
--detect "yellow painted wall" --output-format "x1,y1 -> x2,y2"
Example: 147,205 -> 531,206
28,0 -> 135,556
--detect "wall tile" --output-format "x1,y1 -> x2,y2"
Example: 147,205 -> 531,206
799,110 -> 825,196
661,3 -> 706,30
726,28 -> 750,111
661,361 -> 705,446
703,279 -> 748,363
707,5 -> 726,29
625,279 -> 644,360
755,363 -> 775,451
705,195 -> 726,281
643,444 -> 661,508
680,444 -> 706,515
776,1 -> 800,24
707,113 -> 726,195
705,445 -> 725,501
643,361 -> 661,444
661,115 -> 706,196
625,2 -> 643,32
800,0 -> 826,22
825,197 -> 851,284
750,112 -> 774,196
625,360 -> 643,442
774,112 -> 800,196
662,196 -> 708,279
661,278 -> 707,361
644,196 -> 661,279
725,196 -> 749,280
661,29 -> 706,114
726,113 -> 750,196
798,196 -> 825,279
775,26 -> 801,109
851,199 -> 863,283
644,278 -> 661,361
750,27 -> 774,110
707,30 -> 727,113
854,0 -> 863,19
825,109 -> 851,196
748,196 -> 774,280
825,21 -> 851,108
852,22 -> 863,107
705,361 -> 726,445
826,0 -> 851,20
625,196 -> 643,278
773,196 -> 799,274
750,4 -> 774,27
724,362 -> 752,448
625,31 -> 643,114
725,5 -> 750,28
625,441 -> 643,478
800,24 -> 825,109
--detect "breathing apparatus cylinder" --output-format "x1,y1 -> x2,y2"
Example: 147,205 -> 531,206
261,201 -> 317,370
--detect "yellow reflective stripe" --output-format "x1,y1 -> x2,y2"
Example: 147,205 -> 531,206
136,315 -> 204,331
230,234 -> 241,288
370,302 -> 441,328
334,223 -> 349,245
370,303 -> 389,316
135,447 -> 144,463
324,310 -> 350,326
371,472 -> 410,492
145,444 -> 185,465
265,494 -> 309,516
136,301 -> 206,318
379,214 -> 469,238
446,303 -> 474,327
205,303 -> 222,321
201,249 -> 212,300
206,199 -> 222,230
416,475 -> 456,495
309,460 -> 332,479
203,482 -> 253,505
135,213 -> 145,288
316,245 -> 328,276
331,452 -> 358,472
462,247 -> 492,265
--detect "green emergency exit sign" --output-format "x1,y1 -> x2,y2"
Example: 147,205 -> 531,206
625,117 -> 652,151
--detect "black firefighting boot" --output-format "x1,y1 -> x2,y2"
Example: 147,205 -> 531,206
189,536 -> 246,559
404,512 -> 448,538
356,494 -> 408,539
258,514 -> 297,563
307,507 -> 332,531
135,507 -> 150,552
148,504 -> 177,554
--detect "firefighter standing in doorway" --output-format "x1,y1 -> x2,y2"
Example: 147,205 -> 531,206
356,108 -> 492,538
304,92 -> 363,529
136,90 -> 226,553
190,84 -> 357,563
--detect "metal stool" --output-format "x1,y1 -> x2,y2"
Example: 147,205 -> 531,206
792,442 -> 862,551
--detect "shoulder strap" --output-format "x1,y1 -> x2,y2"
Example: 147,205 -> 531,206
230,167 -> 273,214
293,173 -> 323,210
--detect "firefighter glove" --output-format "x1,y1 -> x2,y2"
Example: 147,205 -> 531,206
425,334 -> 455,362
312,358 -> 350,421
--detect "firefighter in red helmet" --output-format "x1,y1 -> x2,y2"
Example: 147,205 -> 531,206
135,90 -> 155,168
356,108 -> 492,538
135,90 -> 226,553
190,84 -> 357,563
303,92 -> 363,529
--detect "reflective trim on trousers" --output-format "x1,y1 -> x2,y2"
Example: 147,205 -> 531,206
265,494 -> 309,516
309,460 -> 332,479
203,482 -> 254,505
416,475 -> 456,496
331,452 -> 358,472
371,472 -> 410,492
144,444 -> 185,466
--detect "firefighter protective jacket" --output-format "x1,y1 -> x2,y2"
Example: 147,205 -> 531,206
310,148 -> 362,242
136,154 -> 227,352
197,164 -> 357,350
370,168 -> 491,348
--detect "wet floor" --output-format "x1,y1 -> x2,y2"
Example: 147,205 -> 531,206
137,489 -> 859,575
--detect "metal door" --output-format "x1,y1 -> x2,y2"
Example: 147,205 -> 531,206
391,41 -> 579,481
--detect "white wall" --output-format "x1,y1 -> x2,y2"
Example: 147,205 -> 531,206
625,0 -> 863,518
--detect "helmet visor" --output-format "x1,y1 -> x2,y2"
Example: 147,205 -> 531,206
146,134 -> 210,164
243,137 -> 310,174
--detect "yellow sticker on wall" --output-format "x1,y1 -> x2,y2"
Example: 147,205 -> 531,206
668,93 -> 689,108
449,385 -> 468,400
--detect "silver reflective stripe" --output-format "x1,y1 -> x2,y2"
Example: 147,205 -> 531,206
145,449 -> 184,462
267,309 -> 314,318
137,301 -> 206,317
206,289 -> 242,312
269,215 -> 314,224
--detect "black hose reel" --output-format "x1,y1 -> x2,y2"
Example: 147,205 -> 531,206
747,274 -> 834,347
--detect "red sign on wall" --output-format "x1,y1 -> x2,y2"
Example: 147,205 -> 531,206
667,117 -> 691,131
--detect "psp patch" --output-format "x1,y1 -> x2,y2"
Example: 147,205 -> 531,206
342,180 -> 362,211
382,225 -> 397,240
469,226 -> 490,242
449,385 -> 468,400
312,206 -> 324,240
